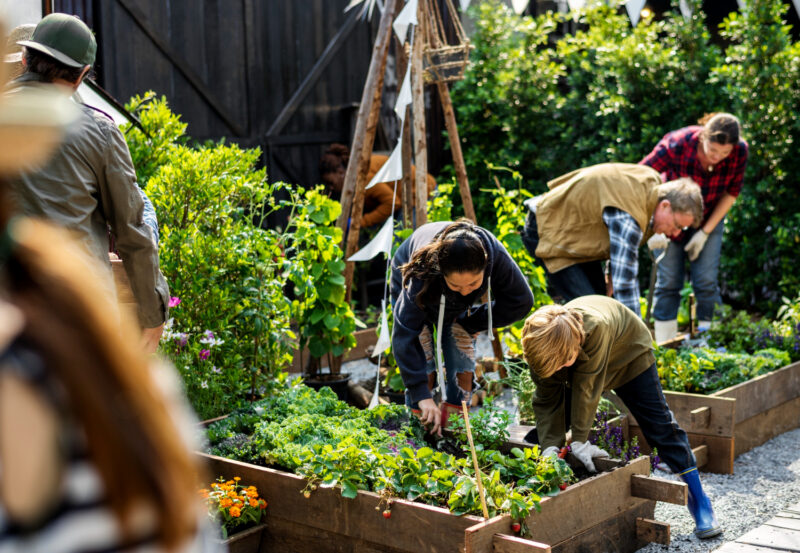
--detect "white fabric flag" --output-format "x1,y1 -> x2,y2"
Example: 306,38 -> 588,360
460,0 -> 471,10
625,0 -> 646,26
511,0 -> 529,14
348,215 -> 394,261
393,0 -> 418,44
394,64 -> 412,122
567,0 -> 586,11
793,0 -> 800,20
679,0 -> 692,19
736,0 -> 745,9
367,301 -> 392,409
365,141 -> 403,190
374,301 -> 392,355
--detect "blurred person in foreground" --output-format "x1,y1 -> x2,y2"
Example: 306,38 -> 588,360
0,20 -> 220,552
5,13 -> 168,353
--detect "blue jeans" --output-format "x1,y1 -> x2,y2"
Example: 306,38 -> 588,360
521,211 -> 606,300
614,364 -> 696,472
653,222 -> 724,322
405,322 -> 476,408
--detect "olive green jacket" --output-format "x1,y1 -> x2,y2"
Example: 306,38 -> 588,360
6,74 -> 168,327
534,163 -> 661,273
531,295 -> 655,448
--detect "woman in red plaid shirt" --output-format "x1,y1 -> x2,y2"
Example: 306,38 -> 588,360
640,113 -> 748,342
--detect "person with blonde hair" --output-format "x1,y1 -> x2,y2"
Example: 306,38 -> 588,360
641,113 -> 748,341
0,17 -> 219,553
521,295 -> 721,539
520,163 -> 703,317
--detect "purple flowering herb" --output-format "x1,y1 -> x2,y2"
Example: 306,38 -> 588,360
199,349 -> 211,360
177,333 -> 188,348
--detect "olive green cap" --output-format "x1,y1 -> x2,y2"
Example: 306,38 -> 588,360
18,13 -> 96,68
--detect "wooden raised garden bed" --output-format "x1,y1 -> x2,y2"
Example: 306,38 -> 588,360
198,450 -> 684,553
628,337 -> 800,474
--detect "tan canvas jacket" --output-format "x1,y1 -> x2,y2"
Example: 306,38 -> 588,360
534,163 -> 661,273
531,295 -> 655,449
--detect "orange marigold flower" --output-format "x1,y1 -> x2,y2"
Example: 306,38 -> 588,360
259,500 -> 267,509
234,477 -> 241,481
230,506 -> 241,518
249,499 -> 259,508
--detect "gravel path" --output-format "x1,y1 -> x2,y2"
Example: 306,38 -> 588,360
638,427 -> 800,552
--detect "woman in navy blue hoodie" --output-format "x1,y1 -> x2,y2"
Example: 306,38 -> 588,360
391,220 -> 534,434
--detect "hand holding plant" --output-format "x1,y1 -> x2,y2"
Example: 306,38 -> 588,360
200,477 -> 267,539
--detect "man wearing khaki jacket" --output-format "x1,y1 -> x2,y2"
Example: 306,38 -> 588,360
6,14 -> 168,352
520,163 -> 702,317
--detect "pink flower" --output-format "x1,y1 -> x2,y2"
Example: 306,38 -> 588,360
199,349 -> 211,360
169,297 -> 181,308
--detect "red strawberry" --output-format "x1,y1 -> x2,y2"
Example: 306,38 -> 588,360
558,447 -> 569,459
383,510 -> 391,519
511,522 -> 521,533
559,483 -> 568,490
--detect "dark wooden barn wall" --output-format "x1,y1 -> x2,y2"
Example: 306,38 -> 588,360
50,0 -> 453,189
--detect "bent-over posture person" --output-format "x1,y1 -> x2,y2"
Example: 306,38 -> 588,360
640,113 -> 748,342
391,220 -> 533,435
520,163 -> 703,317
522,295 -> 721,539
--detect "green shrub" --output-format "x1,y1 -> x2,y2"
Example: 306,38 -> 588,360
452,0 -> 800,314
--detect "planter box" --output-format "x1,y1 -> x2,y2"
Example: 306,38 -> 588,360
627,359 -> 800,475
290,327 -> 378,372
198,449 -> 683,553
220,523 -> 267,553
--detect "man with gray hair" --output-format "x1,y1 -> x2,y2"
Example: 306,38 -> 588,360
520,162 -> 703,317
5,13 -> 169,352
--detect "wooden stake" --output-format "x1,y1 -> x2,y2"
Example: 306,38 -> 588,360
395,39 -> 414,228
437,81 -> 476,223
411,0 -> 428,227
338,0 -> 400,301
461,401 -> 489,519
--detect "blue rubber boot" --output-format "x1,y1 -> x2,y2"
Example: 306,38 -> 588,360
678,467 -> 722,539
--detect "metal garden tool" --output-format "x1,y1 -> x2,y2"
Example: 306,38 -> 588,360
645,244 -> 668,323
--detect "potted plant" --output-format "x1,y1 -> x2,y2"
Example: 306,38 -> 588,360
285,187 -> 357,400
200,477 -> 268,553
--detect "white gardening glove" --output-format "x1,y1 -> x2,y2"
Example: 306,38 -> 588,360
684,230 -> 708,261
541,446 -> 560,459
570,441 -> 609,473
647,233 -> 669,251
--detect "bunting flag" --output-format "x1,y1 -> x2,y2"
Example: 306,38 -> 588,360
365,140 -> 403,189
460,0 -> 471,10
511,0 -> 529,14
348,215 -> 395,261
374,300 -> 392,356
566,0 -> 586,11
625,0 -> 646,26
393,0 -> 418,44
793,0 -> 800,19
736,0 -> 746,9
679,0 -> 692,19
394,63 -> 412,123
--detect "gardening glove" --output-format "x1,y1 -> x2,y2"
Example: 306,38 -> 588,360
570,441 -> 609,473
684,230 -> 708,261
647,233 -> 669,251
541,446 -> 560,460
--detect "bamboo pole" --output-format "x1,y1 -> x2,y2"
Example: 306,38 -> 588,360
437,81 -> 476,222
339,0 -> 400,301
411,0 -> 428,227
461,401 -> 489,519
